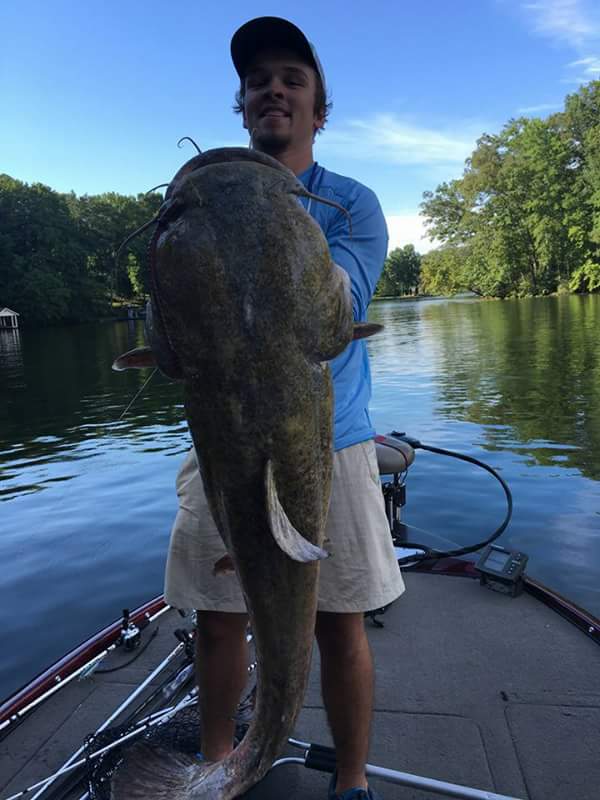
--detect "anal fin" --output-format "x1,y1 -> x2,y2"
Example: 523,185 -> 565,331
265,460 -> 329,562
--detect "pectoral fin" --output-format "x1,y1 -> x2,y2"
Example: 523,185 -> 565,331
112,346 -> 157,371
265,460 -> 329,562
353,322 -> 384,340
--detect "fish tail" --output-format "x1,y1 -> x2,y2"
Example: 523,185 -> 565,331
110,742 -> 205,799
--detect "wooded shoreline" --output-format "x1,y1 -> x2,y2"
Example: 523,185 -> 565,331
2,81 -> 598,327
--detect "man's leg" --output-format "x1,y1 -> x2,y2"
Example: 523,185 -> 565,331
196,610 -> 249,761
315,611 -> 374,793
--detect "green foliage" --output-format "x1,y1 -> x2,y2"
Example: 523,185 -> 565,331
0,174 -> 162,325
420,245 -> 470,296
569,259 -> 600,292
420,81 -> 600,298
375,244 -> 421,297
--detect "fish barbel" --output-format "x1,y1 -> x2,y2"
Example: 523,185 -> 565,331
111,147 -> 381,799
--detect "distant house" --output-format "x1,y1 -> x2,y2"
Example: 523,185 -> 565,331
0,308 -> 19,329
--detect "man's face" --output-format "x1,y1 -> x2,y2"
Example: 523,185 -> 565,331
242,48 -> 324,154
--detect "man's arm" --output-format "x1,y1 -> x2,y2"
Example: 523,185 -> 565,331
325,184 -> 389,320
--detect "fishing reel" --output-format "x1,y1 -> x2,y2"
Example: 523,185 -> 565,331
174,627 -> 196,661
117,609 -> 141,651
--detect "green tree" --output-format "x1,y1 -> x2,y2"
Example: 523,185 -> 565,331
0,175 -> 163,325
376,245 -> 421,296
0,175 -> 89,323
420,245 -> 470,296
420,80 -> 600,298
72,190 -> 161,300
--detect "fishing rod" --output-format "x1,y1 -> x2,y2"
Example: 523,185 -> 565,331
1,693 -> 198,800
0,605 -> 171,740
25,640 -> 187,800
34,651 -> 198,800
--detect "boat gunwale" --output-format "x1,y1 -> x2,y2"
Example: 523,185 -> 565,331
414,556 -> 600,645
1,563 -> 598,728
0,595 -> 167,729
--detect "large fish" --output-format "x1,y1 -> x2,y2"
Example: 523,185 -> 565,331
111,147 -> 381,799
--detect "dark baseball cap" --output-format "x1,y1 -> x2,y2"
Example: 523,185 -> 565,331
231,16 -> 326,89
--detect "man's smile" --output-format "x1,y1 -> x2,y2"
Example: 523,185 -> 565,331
260,105 -> 290,118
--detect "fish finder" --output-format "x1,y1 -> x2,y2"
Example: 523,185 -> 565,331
476,544 -> 528,596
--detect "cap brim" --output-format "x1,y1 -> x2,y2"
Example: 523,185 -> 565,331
231,16 -> 324,87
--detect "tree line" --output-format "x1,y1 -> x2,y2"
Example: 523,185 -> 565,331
0,170 -> 422,324
419,80 -> 600,298
0,175 -> 162,325
3,81 -> 598,328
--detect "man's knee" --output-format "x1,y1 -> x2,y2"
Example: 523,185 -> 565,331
196,610 -> 248,647
315,611 -> 370,658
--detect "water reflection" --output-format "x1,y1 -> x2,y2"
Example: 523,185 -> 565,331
370,295 -> 600,480
0,321 -> 186,501
0,328 -> 23,385
1,302 -> 599,703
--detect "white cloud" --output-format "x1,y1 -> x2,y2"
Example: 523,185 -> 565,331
521,0 -> 599,48
568,55 -> 600,74
517,102 -> 562,113
385,213 -> 438,255
323,114 -> 478,167
516,1 -> 600,89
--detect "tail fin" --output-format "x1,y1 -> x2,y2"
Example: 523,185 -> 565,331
110,742 -> 201,799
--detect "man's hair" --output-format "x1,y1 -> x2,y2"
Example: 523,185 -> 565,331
232,72 -> 333,137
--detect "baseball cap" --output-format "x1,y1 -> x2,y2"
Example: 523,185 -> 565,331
231,16 -> 326,90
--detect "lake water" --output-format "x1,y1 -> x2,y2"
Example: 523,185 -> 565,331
1,295 -> 599,703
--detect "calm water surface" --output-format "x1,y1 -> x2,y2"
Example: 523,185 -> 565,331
1,295 -> 599,702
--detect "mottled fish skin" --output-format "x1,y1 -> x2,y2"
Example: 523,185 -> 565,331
111,148 -> 357,800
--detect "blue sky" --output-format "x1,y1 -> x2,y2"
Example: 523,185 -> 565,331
2,0 -> 600,252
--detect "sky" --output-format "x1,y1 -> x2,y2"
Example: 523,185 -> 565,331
2,0 -> 600,253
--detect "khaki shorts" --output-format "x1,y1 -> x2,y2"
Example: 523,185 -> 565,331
164,440 -> 405,613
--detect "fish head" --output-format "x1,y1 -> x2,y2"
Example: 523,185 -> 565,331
113,146 -> 381,379
147,148 -> 350,376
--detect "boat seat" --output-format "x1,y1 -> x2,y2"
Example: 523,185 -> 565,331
375,434 -> 415,475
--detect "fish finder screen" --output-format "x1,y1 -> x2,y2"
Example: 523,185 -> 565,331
485,550 -> 511,570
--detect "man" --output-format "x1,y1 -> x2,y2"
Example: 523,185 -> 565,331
164,17 -> 405,800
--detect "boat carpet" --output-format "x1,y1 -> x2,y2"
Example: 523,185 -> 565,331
0,571 -> 598,799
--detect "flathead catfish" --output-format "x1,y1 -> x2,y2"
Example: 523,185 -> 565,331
111,147 -> 381,799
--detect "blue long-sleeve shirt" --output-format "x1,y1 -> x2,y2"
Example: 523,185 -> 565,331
298,163 -> 388,451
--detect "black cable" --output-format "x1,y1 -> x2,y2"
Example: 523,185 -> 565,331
390,433 -> 513,566
95,627 -> 160,673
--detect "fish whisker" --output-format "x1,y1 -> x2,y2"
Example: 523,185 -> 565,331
177,136 -> 203,154
118,368 -> 158,421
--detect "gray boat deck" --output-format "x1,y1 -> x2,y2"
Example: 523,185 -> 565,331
1,571 -> 598,800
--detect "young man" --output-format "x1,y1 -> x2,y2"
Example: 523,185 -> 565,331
164,17 -> 405,800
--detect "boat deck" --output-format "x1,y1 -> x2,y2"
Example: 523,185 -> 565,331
1,571 -> 598,800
